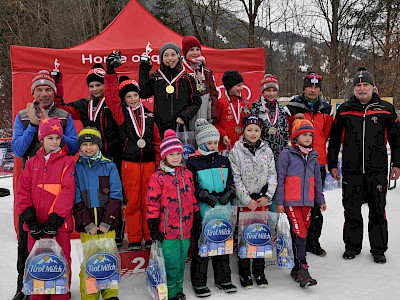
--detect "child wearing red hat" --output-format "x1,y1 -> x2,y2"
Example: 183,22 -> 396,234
181,36 -> 219,130
16,117 -> 75,300
275,117 -> 327,288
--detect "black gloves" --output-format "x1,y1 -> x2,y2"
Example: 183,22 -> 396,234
198,189 -> 218,208
21,207 -> 43,240
106,51 -> 123,74
192,211 -> 202,237
148,218 -> 164,242
250,183 -> 269,200
219,186 -> 236,205
43,213 -> 65,237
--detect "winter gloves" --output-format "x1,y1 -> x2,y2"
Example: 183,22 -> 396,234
148,218 -> 164,242
199,187 -> 237,207
21,208 -> 65,240
106,51 -> 123,74
250,183 -> 269,200
21,207 -> 44,240
43,213 -> 65,237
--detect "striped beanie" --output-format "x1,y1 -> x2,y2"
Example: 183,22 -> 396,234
195,118 -> 220,146
291,117 -> 314,142
160,129 -> 183,159
78,127 -> 103,149
353,66 -> 374,87
260,74 -> 279,92
38,117 -> 63,141
31,70 -> 57,94
86,64 -> 105,86
243,115 -> 262,130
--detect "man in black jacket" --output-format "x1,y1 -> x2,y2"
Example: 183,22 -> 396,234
328,67 -> 400,264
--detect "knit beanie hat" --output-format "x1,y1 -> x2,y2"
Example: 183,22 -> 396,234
182,36 -> 202,57
303,71 -> 323,90
78,127 -> 103,149
353,66 -> 375,87
291,117 -> 314,142
243,115 -> 262,130
159,42 -> 181,62
260,74 -> 279,92
31,70 -> 57,95
38,117 -> 63,141
160,129 -> 183,159
222,70 -> 244,92
118,76 -> 142,100
195,118 -> 220,146
86,64 -> 106,86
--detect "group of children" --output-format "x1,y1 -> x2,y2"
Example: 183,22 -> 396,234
16,35 -> 327,300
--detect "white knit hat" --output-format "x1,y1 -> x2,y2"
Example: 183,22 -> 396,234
195,118 -> 220,146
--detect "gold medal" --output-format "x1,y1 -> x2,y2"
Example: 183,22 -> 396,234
268,126 -> 277,135
137,138 -> 146,148
166,85 -> 175,94
235,126 -> 242,134
196,83 -> 201,91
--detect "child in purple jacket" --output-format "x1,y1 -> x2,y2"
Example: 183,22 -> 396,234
275,117 -> 327,288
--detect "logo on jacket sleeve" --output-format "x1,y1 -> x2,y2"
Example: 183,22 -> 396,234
86,253 -> 118,279
28,253 -> 66,280
243,223 -> 272,246
203,219 -> 233,242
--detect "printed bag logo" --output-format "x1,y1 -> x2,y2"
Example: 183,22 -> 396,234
182,144 -> 196,160
28,253 -> 66,281
86,253 -> 118,280
147,262 -> 161,287
276,233 -> 285,254
243,223 -> 272,246
203,219 -> 233,243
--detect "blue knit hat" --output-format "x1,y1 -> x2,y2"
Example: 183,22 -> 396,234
243,115 -> 262,130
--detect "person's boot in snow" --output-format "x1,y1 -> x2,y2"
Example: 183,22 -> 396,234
215,282 -> 237,293
239,266 -> 253,289
292,263 -> 317,287
193,286 -> 211,297
253,266 -> 268,288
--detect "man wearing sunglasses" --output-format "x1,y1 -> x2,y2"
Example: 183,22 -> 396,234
284,71 -> 333,257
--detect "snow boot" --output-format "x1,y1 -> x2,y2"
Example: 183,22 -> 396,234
293,264 -> 317,287
253,265 -> 268,288
193,286 -> 211,297
343,250 -> 357,259
215,282 -> 237,293
307,246 -> 327,257
128,242 -> 142,251
144,240 -> 153,249
373,254 -> 386,264
177,292 -> 186,300
239,266 -> 253,289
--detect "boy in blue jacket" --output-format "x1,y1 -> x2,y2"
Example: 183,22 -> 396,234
73,127 -> 123,300
275,117 -> 327,288
186,118 -> 237,297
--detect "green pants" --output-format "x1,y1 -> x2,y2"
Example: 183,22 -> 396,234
79,231 -> 118,300
160,238 -> 190,299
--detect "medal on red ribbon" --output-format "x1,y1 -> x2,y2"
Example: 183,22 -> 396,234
127,104 -> 146,148
88,97 -> 105,122
158,68 -> 185,94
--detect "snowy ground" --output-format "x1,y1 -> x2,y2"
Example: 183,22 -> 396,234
1,175 -> 400,300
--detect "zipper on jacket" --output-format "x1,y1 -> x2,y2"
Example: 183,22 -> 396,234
362,102 -> 381,174
164,209 -> 169,235
175,172 -> 184,239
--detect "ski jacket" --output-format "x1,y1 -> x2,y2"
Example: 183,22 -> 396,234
104,74 -> 161,164
16,147 -> 75,232
147,165 -> 199,240
187,151 -> 234,217
251,98 -> 290,160
328,93 -> 400,174
73,155 -> 123,232
214,94 -> 247,151
139,62 -> 202,137
284,95 -> 333,165
12,103 -> 78,163
275,146 -> 325,207
229,137 -> 277,206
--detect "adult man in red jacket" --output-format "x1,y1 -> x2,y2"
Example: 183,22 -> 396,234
284,71 -> 333,257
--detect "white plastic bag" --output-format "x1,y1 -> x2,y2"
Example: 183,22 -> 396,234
276,213 -> 295,268
198,206 -> 237,257
176,125 -> 196,160
23,238 -> 69,295
81,233 -> 121,294
146,241 -> 168,300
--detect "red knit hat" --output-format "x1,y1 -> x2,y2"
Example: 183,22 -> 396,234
291,117 -> 314,142
31,70 -> 57,95
38,117 -> 63,141
160,129 -> 183,159
86,64 -> 105,86
182,36 -> 202,57
260,74 -> 279,92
